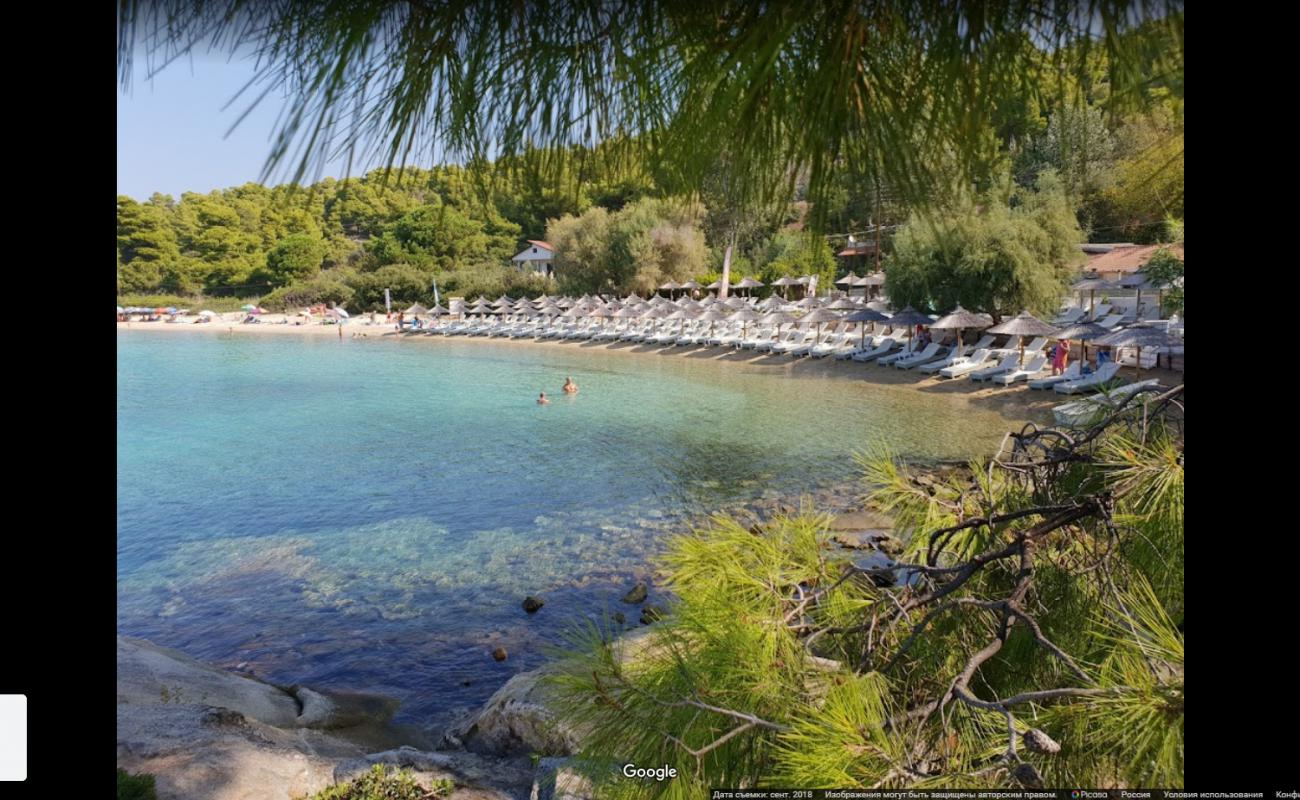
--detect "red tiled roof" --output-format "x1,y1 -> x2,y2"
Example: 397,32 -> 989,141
836,242 -> 876,257
1086,243 -> 1183,274
527,240 -> 556,251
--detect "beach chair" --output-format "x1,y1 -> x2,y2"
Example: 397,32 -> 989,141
1097,314 -> 1125,329
1052,307 -> 1085,325
774,328 -> 818,354
1028,362 -> 1082,390
760,328 -> 802,353
916,345 -> 969,374
969,353 -> 1023,382
894,342 -> 945,369
1019,337 -> 1049,356
938,349 -> 995,378
878,339 -> 923,365
1053,362 -> 1122,394
992,356 -> 1049,385
810,333 -> 847,358
851,337 -> 899,362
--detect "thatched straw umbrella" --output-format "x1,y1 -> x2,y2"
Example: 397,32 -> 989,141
986,311 -> 1060,365
729,306 -> 763,340
1053,321 -> 1111,365
1118,271 -> 1155,319
1071,276 -> 1118,321
928,305 -> 991,349
759,310 -> 797,341
882,306 -> 933,351
736,276 -> 764,298
842,307 -> 890,348
800,307 -> 844,340
1093,325 -> 1183,378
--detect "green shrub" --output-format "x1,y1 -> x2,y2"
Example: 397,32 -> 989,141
117,294 -> 259,312
301,764 -> 446,800
259,274 -> 357,312
117,768 -> 157,800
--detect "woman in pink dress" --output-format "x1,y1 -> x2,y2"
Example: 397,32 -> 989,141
1051,340 -> 1069,376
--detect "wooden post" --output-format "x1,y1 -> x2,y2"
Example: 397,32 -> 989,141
719,231 -> 734,300
874,182 -> 882,274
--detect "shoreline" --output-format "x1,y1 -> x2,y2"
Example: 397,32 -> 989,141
119,318 -> 1180,424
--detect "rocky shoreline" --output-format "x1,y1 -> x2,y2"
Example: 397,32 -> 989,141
118,469 -> 928,799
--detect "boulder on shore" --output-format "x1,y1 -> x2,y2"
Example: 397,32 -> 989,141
117,636 -> 533,800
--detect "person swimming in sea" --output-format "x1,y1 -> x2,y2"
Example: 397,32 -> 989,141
562,376 -> 578,394
537,392 -> 550,405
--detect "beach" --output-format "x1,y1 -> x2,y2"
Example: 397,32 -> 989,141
119,315 -> 1182,421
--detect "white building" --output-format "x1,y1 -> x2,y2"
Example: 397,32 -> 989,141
511,240 -> 556,277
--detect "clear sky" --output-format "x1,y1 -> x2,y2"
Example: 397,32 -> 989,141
117,50 -> 391,200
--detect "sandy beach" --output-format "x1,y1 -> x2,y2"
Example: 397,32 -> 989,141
118,314 -> 1182,423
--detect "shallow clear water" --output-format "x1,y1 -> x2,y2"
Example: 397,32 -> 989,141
117,330 -> 1035,734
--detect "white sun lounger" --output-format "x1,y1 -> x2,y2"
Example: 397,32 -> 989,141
938,348 -> 995,378
916,345 -> 969,374
969,353 -> 1023,382
809,333 -> 847,358
1052,379 -> 1162,427
894,342 -> 946,369
1097,314 -> 1125,329
992,355 -> 1049,385
1027,361 -> 1081,389
851,337 -> 899,362
1052,307 -> 1085,325
1053,361 -> 1122,394
877,339 -> 922,366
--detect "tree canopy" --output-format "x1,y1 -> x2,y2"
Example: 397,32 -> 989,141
119,1 -> 1183,229
884,175 -> 1086,322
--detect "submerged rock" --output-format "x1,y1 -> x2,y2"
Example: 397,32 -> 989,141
620,583 -> 648,604
523,596 -> 545,614
493,647 -> 509,662
639,605 -> 666,625
293,686 -> 400,730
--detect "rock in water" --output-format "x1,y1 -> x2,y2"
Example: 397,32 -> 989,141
868,569 -> 895,588
621,583 -> 648,604
640,605 -> 665,625
493,647 -> 508,662
612,612 -> 626,624
523,596 -> 545,614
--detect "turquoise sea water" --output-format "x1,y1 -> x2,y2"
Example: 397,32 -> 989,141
117,330 -> 1034,735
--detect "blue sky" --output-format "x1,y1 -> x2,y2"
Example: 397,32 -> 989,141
117,50 -> 391,200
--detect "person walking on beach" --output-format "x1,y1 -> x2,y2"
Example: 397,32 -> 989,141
339,325 -> 343,340
562,376 -> 579,394
1052,340 -> 1068,376
537,392 -> 550,405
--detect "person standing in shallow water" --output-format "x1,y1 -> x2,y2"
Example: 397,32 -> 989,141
562,376 -> 578,394
538,392 -> 550,404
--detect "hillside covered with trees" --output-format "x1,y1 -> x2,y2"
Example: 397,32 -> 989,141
118,14 -> 1183,317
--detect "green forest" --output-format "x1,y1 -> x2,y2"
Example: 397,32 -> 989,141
118,40 -> 1182,315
